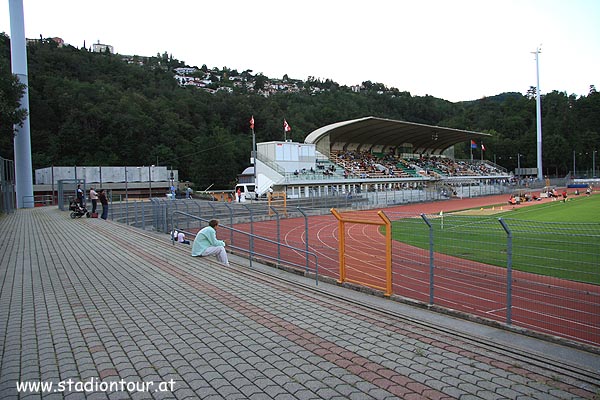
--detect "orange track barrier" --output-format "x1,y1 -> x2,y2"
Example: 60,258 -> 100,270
330,208 -> 392,296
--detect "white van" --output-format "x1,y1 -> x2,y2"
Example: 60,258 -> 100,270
234,184 -> 256,201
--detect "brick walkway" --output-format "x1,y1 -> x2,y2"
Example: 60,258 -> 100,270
0,207 -> 598,399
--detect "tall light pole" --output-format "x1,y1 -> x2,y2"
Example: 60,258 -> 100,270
9,0 -> 34,208
250,116 -> 256,200
532,46 -> 543,181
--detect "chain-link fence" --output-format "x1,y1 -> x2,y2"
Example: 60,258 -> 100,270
387,211 -> 599,347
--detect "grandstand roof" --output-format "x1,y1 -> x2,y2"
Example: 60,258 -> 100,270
304,116 -> 490,155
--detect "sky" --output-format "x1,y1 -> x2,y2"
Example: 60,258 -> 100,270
2,0 -> 599,102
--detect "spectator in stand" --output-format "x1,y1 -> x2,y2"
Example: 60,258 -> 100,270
172,230 -> 190,245
192,219 -> 229,266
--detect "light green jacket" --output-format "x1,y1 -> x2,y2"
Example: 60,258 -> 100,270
191,226 -> 225,256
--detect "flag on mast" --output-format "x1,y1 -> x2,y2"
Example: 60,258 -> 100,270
470,140 -> 478,149
283,119 -> 291,141
481,143 -> 486,151
249,116 -> 254,130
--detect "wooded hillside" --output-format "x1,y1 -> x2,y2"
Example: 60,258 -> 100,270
1,34 -> 598,188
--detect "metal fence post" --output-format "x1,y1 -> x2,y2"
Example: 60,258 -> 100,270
224,202 -> 234,245
163,200 -> 170,233
420,213 -> 435,305
269,206 -> 281,263
109,192 -> 113,221
160,199 -> 168,233
150,199 -> 158,231
141,200 -> 146,230
242,204 -> 254,268
134,201 -> 138,227
123,201 -> 129,225
498,218 -> 513,325
297,207 -> 310,273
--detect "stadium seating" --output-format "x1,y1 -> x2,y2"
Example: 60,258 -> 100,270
330,150 -> 505,179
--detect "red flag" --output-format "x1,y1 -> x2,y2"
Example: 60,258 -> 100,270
250,116 -> 254,130
481,143 -> 486,151
284,119 -> 291,132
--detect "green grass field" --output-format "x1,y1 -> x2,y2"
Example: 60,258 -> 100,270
501,193 -> 600,222
390,194 -> 600,284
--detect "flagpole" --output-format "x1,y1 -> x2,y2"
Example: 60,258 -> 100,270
481,143 -> 484,162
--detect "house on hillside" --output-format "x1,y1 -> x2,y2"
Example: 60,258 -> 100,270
92,41 -> 114,54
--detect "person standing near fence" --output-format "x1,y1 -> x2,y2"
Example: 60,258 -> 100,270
76,184 -> 84,206
89,187 -> 98,214
191,219 -> 229,266
98,189 -> 109,220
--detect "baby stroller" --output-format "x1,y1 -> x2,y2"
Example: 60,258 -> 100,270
69,199 -> 90,219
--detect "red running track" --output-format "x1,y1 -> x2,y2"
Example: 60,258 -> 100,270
232,193 -> 600,347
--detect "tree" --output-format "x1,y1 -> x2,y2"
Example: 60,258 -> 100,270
0,33 -> 27,157
254,73 -> 267,90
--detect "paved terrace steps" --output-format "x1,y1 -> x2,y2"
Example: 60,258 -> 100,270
0,207 -> 599,400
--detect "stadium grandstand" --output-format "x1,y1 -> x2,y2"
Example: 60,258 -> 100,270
245,116 -> 512,204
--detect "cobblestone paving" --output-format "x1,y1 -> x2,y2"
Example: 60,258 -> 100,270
0,207 -> 598,399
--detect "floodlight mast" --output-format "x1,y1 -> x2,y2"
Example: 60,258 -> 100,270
9,0 -> 34,208
532,46 -> 543,181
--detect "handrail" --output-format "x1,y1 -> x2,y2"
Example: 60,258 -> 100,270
255,152 -> 287,175
170,210 -> 319,285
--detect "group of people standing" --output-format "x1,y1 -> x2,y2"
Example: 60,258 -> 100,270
76,184 -> 108,220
